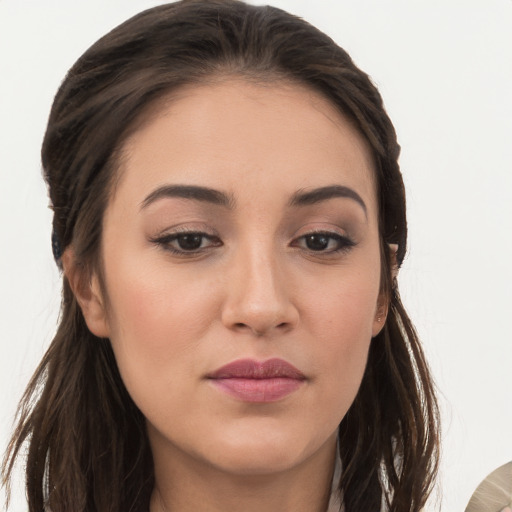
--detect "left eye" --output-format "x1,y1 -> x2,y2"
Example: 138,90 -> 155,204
293,232 -> 354,253
174,233 -> 208,250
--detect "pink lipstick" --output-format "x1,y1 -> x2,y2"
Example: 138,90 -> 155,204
207,358 -> 306,403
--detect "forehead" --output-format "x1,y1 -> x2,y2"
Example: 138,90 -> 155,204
114,79 -> 377,214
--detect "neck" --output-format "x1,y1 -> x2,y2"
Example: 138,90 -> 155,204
149,432 -> 338,512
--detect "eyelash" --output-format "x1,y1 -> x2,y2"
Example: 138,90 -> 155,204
291,231 -> 355,254
150,230 -> 355,257
150,231 -> 222,256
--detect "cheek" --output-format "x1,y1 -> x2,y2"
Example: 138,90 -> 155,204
102,259 -> 221,400
299,268 -> 380,416
302,264 -> 380,344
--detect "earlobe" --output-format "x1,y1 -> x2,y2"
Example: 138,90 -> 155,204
372,244 -> 399,338
62,249 -> 110,338
371,301 -> 388,338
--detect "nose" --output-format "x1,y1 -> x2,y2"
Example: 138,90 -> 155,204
221,246 -> 299,337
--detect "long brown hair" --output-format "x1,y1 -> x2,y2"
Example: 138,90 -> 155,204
2,1 -> 439,511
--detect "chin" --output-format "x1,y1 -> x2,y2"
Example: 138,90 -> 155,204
208,444 -> 307,476
201,420 -> 333,476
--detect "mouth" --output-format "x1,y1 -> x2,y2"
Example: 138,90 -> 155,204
206,358 -> 306,403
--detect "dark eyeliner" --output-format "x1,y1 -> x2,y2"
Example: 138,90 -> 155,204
149,230 -> 222,256
294,230 -> 356,254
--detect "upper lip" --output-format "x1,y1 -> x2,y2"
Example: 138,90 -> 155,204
207,358 -> 306,380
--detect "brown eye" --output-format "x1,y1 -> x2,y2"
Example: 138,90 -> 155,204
175,233 -> 205,251
304,234 -> 330,251
293,232 -> 355,254
151,231 -> 222,255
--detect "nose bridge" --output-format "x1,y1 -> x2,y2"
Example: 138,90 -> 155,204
242,242 -> 281,302
222,235 -> 297,335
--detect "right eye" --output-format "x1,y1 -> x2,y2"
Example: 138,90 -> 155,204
151,231 -> 222,255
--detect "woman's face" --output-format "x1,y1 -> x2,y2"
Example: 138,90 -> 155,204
82,79 -> 385,476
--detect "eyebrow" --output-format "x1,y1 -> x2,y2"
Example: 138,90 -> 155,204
288,185 -> 367,216
140,184 -> 235,210
140,183 -> 367,215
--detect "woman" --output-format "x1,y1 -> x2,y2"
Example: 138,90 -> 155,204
2,1 -> 439,511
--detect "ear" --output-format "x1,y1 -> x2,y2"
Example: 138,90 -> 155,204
388,243 -> 399,283
372,294 -> 388,338
62,248 -> 110,338
372,243 -> 399,338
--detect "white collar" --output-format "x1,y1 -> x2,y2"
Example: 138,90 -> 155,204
326,444 -> 343,512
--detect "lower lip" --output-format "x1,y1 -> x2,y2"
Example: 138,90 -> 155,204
210,377 -> 304,403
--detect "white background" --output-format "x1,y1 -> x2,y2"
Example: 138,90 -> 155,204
1,1 -> 511,510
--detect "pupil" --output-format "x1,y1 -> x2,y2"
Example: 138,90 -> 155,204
306,234 -> 329,251
178,234 -> 203,250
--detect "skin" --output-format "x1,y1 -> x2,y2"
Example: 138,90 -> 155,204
68,79 -> 388,512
